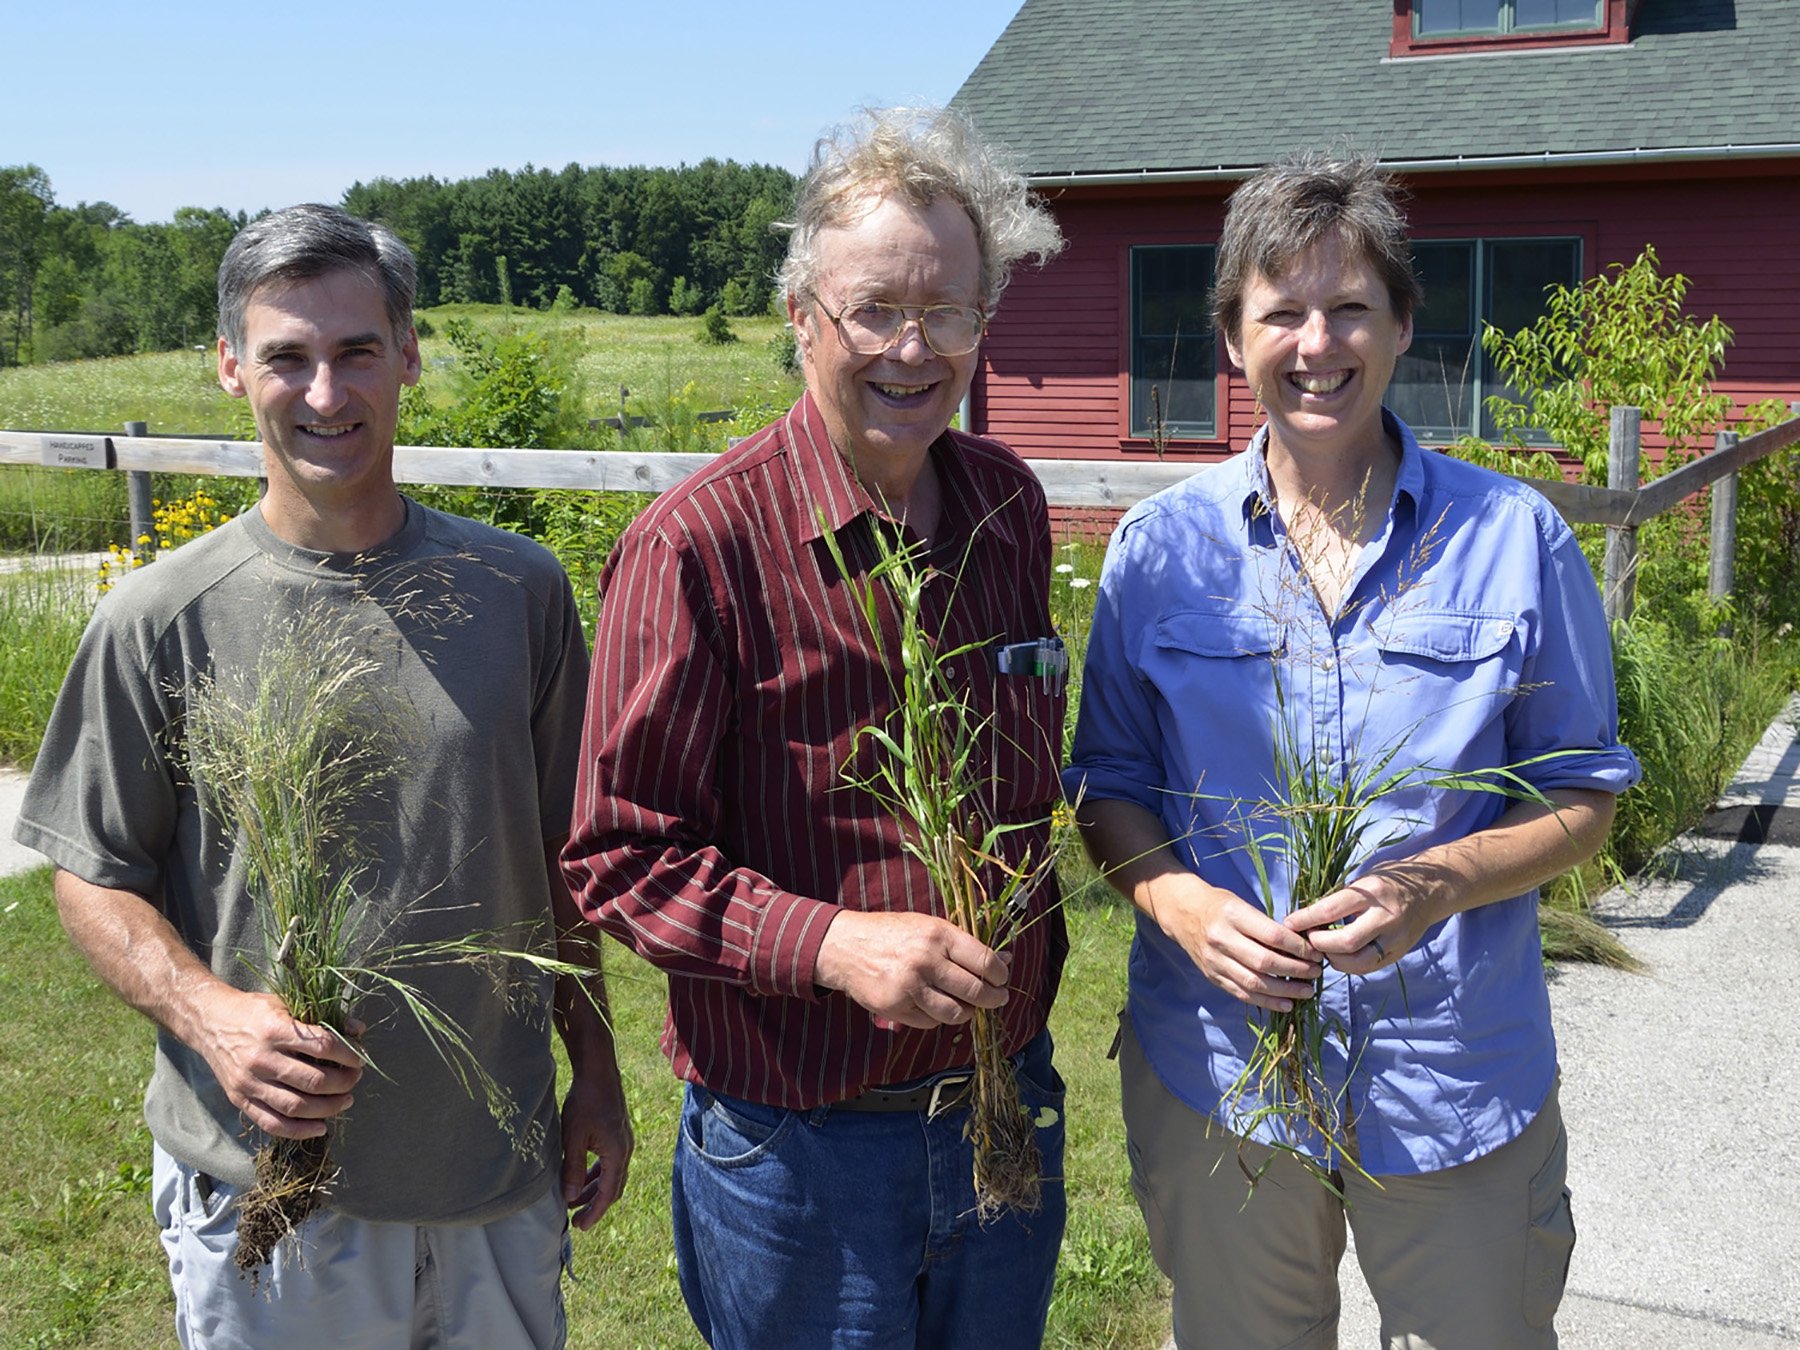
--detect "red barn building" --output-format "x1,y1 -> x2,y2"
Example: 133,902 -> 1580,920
951,0 -> 1799,519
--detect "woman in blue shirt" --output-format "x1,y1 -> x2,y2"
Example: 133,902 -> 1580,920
1066,153 -> 1638,1348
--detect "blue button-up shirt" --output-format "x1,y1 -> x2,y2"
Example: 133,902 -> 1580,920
1066,415 -> 1639,1175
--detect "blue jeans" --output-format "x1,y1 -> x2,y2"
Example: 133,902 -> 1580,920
671,1030 -> 1067,1349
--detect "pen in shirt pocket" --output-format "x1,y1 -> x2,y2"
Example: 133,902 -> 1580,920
995,637 -> 1067,694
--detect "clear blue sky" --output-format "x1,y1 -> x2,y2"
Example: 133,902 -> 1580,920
6,0 -> 1026,223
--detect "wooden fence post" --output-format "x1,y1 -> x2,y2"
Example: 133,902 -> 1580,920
1603,405 -> 1641,625
123,421 -> 153,552
1708,428 -> 1739,615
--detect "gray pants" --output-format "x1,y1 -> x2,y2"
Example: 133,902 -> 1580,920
153,1144 -> 569,1349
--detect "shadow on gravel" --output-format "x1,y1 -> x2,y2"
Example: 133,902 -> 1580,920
1601,834 -> 1784,931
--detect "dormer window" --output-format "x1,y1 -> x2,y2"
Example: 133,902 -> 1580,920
1415,1 -> 1601,39
1392,0 -> 1628,56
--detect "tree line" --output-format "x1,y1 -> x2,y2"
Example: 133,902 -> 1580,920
0,159 -> 799,367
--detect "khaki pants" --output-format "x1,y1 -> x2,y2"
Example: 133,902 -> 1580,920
1119,1018 -> 1575,1350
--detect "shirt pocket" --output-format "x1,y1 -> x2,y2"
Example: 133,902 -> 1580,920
1153,609 -> 1282,663
986,646 -> 1069,815
1365,608 -> 1525,763
1370,609 -> 1519,666
1141,610 -> 1285,835
1145,609 -> 1284,757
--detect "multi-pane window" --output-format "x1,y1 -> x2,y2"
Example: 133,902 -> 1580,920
1388,237 -> 1581,442
1414,0 -> 1600,37
1130,246 -> 1217,440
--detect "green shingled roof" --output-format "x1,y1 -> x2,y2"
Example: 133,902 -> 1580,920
952,0 -> 1800,178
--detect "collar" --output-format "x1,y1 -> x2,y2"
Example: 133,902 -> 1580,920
784,391 -> 1017,550
1234,407 -> 1425,541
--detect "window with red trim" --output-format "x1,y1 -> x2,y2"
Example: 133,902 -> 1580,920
1390,236 -> 1582,442
1392,0 -> 1630,56
1130,245 -> 1217,440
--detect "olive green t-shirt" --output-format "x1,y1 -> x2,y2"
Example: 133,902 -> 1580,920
18,499 -> 590,1223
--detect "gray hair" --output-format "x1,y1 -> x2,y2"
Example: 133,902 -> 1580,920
777,105 -> 1064,313
218,203 -> 417,356
1212,151 -> 1421,343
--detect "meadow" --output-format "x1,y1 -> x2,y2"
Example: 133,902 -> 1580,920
0,305 -> 800,445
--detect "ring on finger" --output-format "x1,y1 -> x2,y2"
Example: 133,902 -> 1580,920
1370,936 -> 1386,960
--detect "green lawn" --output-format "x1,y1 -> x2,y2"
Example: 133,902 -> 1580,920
0,865 -> 1169,1348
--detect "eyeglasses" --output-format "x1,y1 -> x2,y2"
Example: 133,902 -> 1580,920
815,296 -> 987,357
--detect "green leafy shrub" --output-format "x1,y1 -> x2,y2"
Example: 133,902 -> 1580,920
667,277 -> 704,317
400,318 -> 590,453
770,325 -> 799,378
1482,246 -> 1733,483
696,307 -> 737,346
627,278 -> 659,318
529,488 -> 653,637
1730,399 -> 1800,627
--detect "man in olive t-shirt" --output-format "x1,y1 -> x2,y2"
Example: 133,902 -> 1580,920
14,205 -> 632,1348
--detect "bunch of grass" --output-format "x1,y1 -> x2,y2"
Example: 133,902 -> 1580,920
1221,679 -> 1583,1194
181,603 -> 404,1269
1607,612 -> 1793,875
823,516 -> 1065,1220
180,587 -> 593,1272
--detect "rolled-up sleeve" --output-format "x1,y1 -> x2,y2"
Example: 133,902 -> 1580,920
1508,522 -> 1641,795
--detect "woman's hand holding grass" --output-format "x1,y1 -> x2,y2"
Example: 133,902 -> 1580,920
1283,864 -> 1443,974
1077,798 -> 1320,1013
814,909 -> 1011,1030
1286,790 -> 1620,976
1144,873 -> 1324,1013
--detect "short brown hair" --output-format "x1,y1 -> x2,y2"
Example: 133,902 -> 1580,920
1211,151 -> 1421,344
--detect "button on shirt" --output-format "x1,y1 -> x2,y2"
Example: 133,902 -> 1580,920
564,393 -> 1067,1109
1065,415 -> 1639,1175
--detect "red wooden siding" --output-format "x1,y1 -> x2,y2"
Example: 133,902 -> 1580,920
978,161 -> 1800,472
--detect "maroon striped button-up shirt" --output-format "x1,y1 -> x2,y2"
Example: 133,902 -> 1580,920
563,393 -> 1068,1108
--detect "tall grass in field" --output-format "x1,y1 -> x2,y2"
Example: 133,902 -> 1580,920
0,311 -> 804,454
1606,613 -> 1797,875
0,564 -> 94,767
0,347 -> 240,437
1048,540 -> 1101,759
420,305 -> 800,426
0,466 -> 130,554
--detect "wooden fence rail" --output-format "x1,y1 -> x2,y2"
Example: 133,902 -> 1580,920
5,408 -> 1799,622
0,428 -> 1201,512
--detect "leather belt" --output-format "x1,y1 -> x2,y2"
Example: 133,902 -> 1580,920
832,1070 -> 975,1119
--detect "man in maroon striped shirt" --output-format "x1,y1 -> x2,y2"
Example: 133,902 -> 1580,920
563,106 -> 1071,1348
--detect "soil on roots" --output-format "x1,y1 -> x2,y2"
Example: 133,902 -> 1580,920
233,1133 -> 337,1276
969,1088 -> 1043,1223
967,1014 -> 1044,1222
